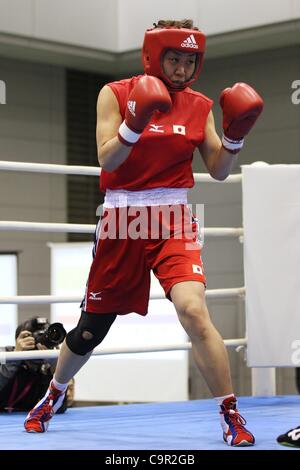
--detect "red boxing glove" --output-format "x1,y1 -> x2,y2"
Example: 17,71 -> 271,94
118,76 -> 172,146
219,82 -> 264,154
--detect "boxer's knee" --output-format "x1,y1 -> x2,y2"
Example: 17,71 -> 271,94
66,311 -> 116,356
81,330 -> 94,341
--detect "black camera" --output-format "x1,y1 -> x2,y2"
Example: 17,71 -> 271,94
17,317 -> 66,349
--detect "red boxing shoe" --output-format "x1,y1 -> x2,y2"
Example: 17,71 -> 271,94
24,381 -> 65,433
220,396 -> 255,446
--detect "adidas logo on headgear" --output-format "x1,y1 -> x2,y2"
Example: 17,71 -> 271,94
181,34 -> 198,49
127,100 -> 136,117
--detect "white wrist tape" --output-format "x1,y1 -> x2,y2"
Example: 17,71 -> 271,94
118,121 -> 141,146
222,134 -> 244,153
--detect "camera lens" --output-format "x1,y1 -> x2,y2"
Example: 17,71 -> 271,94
47,323 -> 66,345
38,322 -> 66,349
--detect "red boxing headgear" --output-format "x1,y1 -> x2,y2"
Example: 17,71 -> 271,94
142,27 -> 206,91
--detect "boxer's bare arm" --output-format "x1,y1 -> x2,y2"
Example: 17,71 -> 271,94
96,86 -> 131,172
198,111 -> 237,181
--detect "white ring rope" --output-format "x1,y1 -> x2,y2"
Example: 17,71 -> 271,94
0,221 -> 244,237
0,161 -> 100,176
0,160 -> 242,183
0,338 -> 247,363
0,287 -> 245,305
0,221 -> 95,233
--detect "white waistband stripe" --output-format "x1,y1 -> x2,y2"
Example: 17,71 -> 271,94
103,188 -> 188,207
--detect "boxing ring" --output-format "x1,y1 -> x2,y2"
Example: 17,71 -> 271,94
0,160 -> 299,451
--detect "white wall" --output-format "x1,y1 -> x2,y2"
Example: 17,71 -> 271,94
198,0 -> 300,36
34,0 -> 119,51
118,0 -> 300,51
0,0 -> 33,36
0,0 -> 299,52
0,0 -> 119,51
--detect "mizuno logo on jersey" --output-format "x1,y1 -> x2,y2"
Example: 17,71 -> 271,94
181,34 -> 199,49
127,100 -> 136,117
89,291 -> 102,300
149,124 -> 164,133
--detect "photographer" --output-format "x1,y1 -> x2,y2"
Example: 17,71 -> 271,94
0,317 -> 74,413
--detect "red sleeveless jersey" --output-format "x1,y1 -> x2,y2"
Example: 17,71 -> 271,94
100,75 -> 213,192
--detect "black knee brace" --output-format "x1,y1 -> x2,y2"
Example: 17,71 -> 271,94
66,311 -> 116,355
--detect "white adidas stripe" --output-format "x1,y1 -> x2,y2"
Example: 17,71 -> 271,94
181,34 -> 198,48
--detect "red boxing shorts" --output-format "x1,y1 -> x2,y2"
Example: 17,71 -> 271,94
82,204 -> 206,315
